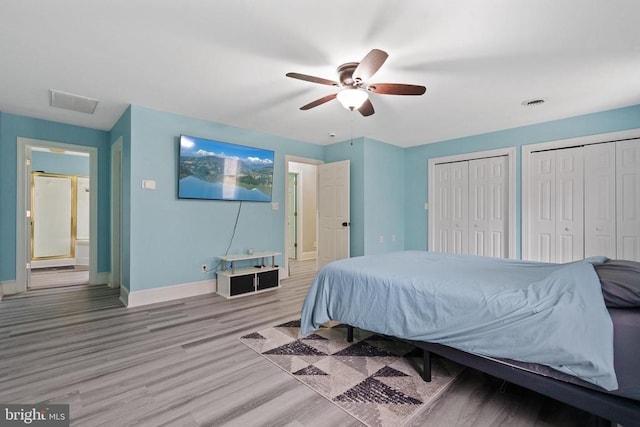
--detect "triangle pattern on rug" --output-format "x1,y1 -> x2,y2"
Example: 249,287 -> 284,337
301,333 -> 328,341
264,340 -> 327,356
372,366 -> 410,378
333,377 -> 423,405
294,365 -> 329,376
276,320 -> 301,328
240,332 -> 265,340
238,320 -> 463,427
333,340 -> 397,357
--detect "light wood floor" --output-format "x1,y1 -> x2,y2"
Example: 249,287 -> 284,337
0,261 -> 595,426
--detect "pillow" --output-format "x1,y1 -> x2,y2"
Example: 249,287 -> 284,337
594,259 -> 640,308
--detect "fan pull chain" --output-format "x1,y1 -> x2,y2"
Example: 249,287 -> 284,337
350,110 -> 354,146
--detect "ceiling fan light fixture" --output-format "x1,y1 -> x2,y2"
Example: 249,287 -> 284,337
337,89 -> 368,111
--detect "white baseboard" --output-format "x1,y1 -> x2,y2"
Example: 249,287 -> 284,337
299,251 -> 317,261
0,280 -> 19,296
124,279 -> 217,308
119,286 -> 129,307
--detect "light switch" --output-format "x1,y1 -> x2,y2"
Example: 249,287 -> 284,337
272,202 -> 279,210
424,202 -> 429,210
142,180 -> 156,190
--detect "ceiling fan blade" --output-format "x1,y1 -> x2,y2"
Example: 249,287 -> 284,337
358,99 -> 375,117
300,93 -> 337,110
353,49 -> 388,83
367,83 -> 426,95
286,72 -> 339,87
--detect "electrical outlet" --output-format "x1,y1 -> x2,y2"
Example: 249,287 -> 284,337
201,264 -> 208,273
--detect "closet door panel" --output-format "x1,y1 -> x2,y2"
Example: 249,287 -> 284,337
487,157 -> 508,257
450,161 -> 469,254
469,156 -> 508,257
555,147 -> 584,263
528,151 -> 556,262
433,163 -> 452,252
469,159 -> 488,256
617,139 -> 640,261
584,143 -> 616,258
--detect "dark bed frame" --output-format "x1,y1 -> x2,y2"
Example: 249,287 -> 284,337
346,325 -> 640,426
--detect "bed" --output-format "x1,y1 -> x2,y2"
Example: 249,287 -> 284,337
300,251 -> 640,426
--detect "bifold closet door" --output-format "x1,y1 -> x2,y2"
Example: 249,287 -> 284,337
528,147 -> 584,263
469,156 -> 508,257
432,162 -> 469,254
433,163 -> 452,253
584,143 -> 616,259
617,139 -> 640,261
555,147 -> 584,263
528,151 -> 556,262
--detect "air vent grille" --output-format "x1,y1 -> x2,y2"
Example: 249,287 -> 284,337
521,98 -> 546,107
50,89 -> 98,114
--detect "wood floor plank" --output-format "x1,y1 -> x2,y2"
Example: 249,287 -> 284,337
0,260 -> 598,426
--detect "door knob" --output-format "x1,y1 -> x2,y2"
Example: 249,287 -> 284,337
565,227 -> 570,231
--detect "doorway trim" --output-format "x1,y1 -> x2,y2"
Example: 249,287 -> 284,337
287,172 -> 299,260
16,137 -> 99,293
284,155 -> 323,277
110,137 -> 123,289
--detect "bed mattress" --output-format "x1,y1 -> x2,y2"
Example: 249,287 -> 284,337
301,251 -> 625,393
491,307 -> 640,401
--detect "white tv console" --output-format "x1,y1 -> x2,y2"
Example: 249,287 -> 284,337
216,251 -> 281,299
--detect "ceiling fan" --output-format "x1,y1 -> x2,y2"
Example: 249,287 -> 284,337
286,49 -> 426,117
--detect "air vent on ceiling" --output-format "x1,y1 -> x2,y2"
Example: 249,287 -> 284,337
49,89 -> 99,114
521,98 -> 546,107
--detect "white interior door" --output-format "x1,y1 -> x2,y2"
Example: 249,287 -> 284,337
317,160 -> 350,269
584,143 -> 616,258
32,174 -> 74,259
617,139 -> 640,261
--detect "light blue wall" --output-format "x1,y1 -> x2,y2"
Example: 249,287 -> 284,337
32,150 -> 90,176
0,112 -> 111,282
363,138 -> 404,254
324,138 -> 365,257
109,106 -> 132,290
3,102 -> 638,290
126,106 -> 323,291
324,137 -> 405,257
404,104 -> 640,256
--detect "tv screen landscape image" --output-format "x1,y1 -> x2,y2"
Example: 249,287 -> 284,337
178,135 -> 274,202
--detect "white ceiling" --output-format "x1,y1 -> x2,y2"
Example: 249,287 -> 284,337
1,1 -> 639,148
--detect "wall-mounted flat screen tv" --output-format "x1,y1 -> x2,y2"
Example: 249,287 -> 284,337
178,135 -> 274,202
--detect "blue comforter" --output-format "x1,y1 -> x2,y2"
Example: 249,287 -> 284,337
300,251 -> 617,391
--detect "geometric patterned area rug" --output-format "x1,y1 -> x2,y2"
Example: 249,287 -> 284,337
239,320 -> 464,427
